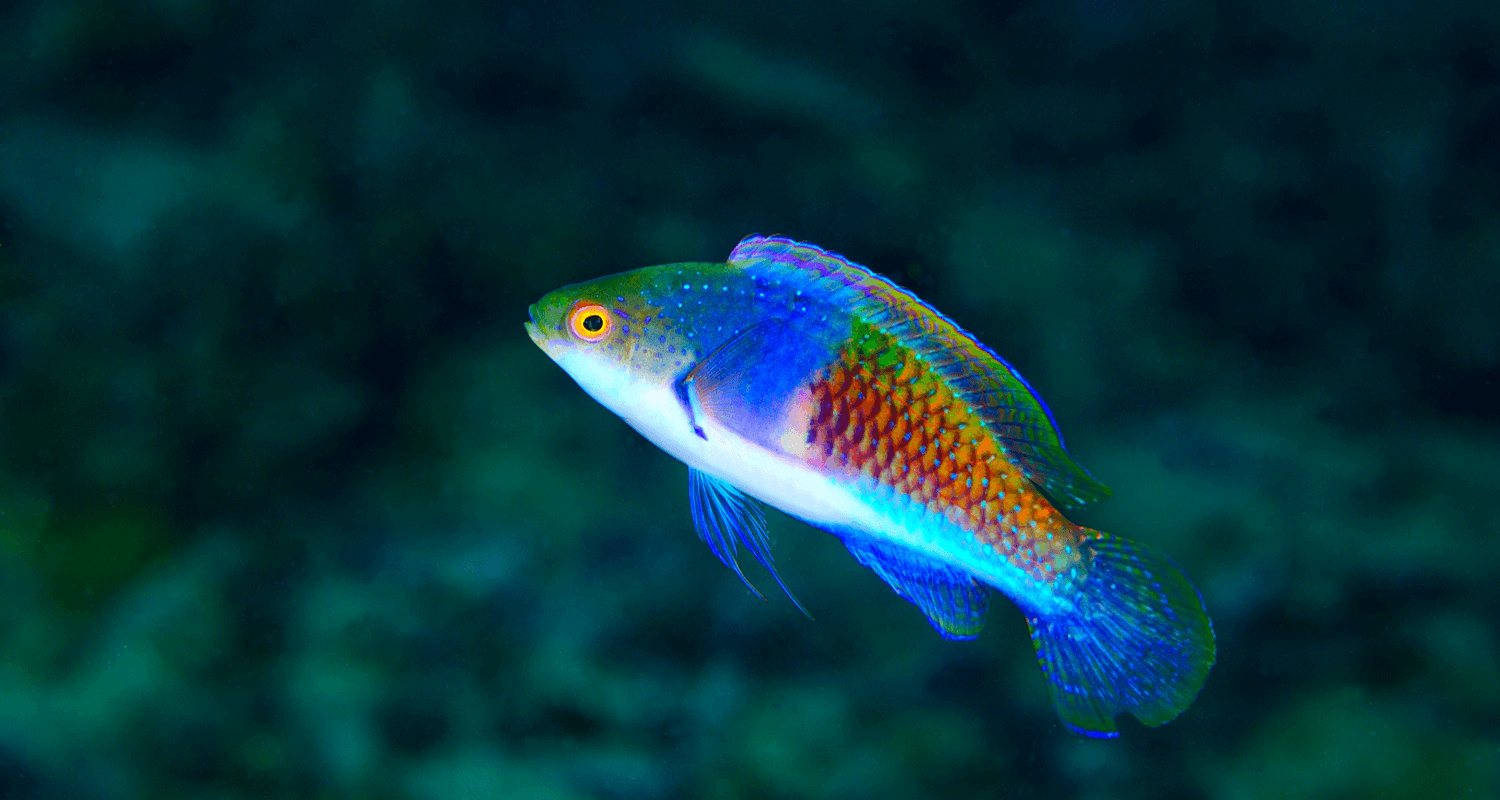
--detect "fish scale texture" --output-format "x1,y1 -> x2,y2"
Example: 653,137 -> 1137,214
805,319 -> 1081,583
802,314 -> 1213,735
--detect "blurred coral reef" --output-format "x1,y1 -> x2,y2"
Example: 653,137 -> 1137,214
0,0 -> 1497,797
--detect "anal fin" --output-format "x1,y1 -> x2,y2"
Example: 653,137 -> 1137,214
842,537 -> 989,640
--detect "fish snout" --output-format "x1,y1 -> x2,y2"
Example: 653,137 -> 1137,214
524,304 -> 544,346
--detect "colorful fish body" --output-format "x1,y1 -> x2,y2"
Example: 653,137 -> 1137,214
526,236 -> 1215,737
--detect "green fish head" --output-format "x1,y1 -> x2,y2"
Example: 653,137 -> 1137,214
526,274 -> 639,367
527,265 -> 721,417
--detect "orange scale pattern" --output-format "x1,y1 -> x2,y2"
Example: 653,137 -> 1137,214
803,323 -> 1084,584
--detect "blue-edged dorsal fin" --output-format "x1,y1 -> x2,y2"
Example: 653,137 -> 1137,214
688,468 -> 810,617
727,234 -> 1111,509
842,537 -> 989,640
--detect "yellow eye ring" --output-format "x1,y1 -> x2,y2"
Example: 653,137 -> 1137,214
568,302 -> 613,343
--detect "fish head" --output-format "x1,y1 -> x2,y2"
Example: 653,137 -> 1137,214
526,264 -> 721,421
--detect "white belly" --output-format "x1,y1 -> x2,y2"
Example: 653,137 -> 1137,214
620,382 -> 873,530
553,349 -> 866,526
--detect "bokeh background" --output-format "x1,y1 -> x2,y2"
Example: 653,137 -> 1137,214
1,0 -> 1498,797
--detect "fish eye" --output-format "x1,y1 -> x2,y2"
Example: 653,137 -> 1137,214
568,303 -> 613,343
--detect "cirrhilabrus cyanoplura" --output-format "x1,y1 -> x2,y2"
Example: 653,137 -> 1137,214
526,235 -> 1215,738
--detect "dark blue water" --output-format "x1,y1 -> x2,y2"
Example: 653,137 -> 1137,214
0,1 -> 1496,797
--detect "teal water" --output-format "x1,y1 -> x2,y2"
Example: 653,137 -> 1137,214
0,1 -> 1497,797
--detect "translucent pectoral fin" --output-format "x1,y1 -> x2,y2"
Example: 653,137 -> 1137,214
842,537 -> 989,640
678,319 -> 788,442
688,468 -> 809,616
677,318 -> 838,451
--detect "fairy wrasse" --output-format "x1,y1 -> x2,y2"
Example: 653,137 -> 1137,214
525,235 -> 1214,737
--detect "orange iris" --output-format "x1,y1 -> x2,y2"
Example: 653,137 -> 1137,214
568,303 -> 613,342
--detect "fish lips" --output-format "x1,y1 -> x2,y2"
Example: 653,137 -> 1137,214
524,304 -> 544,347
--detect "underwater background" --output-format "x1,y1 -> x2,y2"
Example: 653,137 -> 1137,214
1,0 -> 1498,797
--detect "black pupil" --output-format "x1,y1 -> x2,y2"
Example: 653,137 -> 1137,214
582,314 -> 604,332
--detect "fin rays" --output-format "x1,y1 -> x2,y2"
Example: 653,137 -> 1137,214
1025,531 -> 1215,737
688,468 -> 810,617
842,536 -> 990,640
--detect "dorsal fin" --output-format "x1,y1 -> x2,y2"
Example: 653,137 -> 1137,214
728,235 -> 1111,509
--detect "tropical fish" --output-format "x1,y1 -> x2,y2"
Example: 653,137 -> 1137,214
525,235 -> 1214,737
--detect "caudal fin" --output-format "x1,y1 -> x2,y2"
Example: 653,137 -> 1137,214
1025,530 -> 1215,737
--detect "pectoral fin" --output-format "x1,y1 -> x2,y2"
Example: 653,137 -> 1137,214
677,319 -> 835,450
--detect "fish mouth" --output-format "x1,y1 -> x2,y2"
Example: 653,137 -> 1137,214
524,304 -> 543,346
